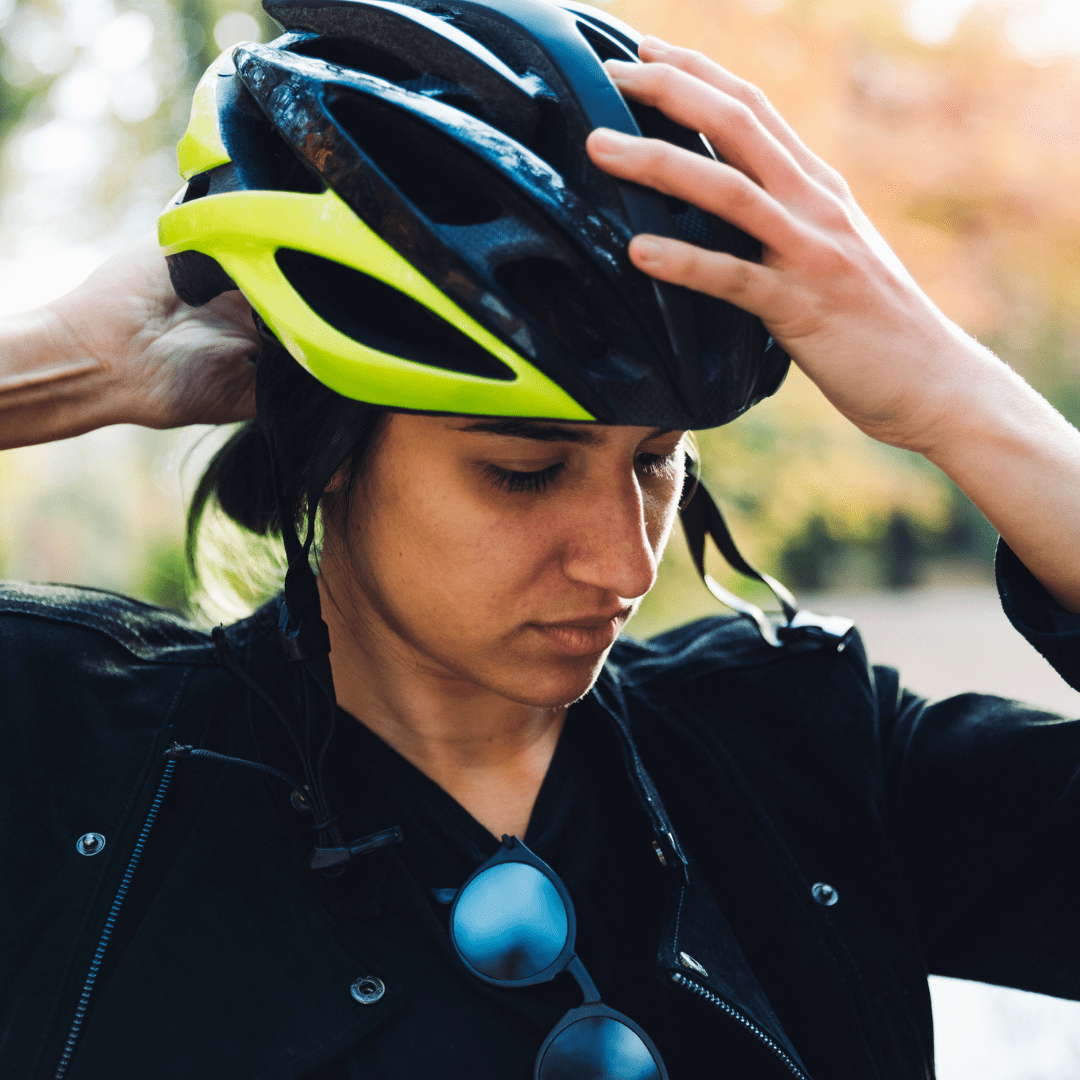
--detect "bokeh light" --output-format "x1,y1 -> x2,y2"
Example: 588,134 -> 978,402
213,10 -> 260,49
93,10 -> 153,71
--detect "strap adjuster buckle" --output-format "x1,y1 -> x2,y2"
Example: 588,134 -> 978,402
278,600 -> 331,661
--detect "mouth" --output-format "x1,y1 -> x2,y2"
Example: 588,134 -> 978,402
530,608 -> 632,657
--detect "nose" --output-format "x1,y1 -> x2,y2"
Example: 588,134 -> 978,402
560,468 -> 660,601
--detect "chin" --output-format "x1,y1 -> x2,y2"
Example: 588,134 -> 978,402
496,652 -> 608,710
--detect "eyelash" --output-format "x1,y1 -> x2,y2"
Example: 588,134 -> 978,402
485,452 -> 678,494
485,462 -> 564,493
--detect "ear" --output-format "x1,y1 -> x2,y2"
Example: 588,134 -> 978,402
323,464 -> 349,494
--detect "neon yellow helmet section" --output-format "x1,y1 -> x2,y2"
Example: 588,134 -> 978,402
176,50 -> 236,181
159,188 -> 593,419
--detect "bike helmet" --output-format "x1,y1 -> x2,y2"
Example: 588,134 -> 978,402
159,0 -> 789,429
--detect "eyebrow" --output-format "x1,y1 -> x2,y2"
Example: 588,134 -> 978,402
458,419 -> 675,444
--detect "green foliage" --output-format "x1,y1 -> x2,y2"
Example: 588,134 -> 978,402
778,489 -> 998,594
0,76 -> 32,144
137,538 -> 192,613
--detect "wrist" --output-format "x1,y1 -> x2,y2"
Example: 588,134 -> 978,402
915,342 -> 1046,471
889,328 -> 1018,462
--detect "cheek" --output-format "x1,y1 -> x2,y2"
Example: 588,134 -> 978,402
644,479 -> 681,551
358,468 -> 557,634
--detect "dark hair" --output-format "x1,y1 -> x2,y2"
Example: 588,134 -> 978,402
186,318 -> 389,572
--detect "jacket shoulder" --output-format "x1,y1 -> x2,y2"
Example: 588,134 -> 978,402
609,612 -> 865,695
0,580 -> 216,663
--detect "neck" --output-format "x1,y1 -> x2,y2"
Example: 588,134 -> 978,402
317,576 -> 566,840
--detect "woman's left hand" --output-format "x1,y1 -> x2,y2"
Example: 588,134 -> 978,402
587,37 -> 990,457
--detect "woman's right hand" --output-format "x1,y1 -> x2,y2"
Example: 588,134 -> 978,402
48,236 -> 259,429
1,237 -> 258,449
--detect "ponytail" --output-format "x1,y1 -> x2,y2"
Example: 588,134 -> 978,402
186,318 -> 389,597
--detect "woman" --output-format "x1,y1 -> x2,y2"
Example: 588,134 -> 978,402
3,1 -> 1080,1078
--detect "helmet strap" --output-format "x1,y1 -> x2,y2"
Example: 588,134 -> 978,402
679,481 -> 800,648
255,362 -> 384,868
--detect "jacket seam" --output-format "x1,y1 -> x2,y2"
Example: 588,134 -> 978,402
0,605 -> 215,662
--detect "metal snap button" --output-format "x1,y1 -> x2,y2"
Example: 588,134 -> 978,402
76,832 -> 106,857
812,882 -> 839,906
350,975 -> 386,1005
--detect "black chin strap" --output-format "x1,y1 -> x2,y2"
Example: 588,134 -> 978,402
275,395 -> 382,667
256,363 -> 393,870
679,480 -> 794,648
679,479 -> 854,648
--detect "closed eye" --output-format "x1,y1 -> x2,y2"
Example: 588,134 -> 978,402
636,450 -> 680,478
485,449 -> 678,495
484,462 -> 565,493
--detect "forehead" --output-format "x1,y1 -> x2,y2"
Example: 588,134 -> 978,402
451,418 -> 677,445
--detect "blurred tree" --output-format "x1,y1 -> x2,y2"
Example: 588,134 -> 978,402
2,0 -> 1079,626
139,536 -> 191,612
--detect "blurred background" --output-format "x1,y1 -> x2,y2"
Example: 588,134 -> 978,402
2,0 -> 1080,1074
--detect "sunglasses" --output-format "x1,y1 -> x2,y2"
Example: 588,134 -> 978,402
449,835 -> 669,1080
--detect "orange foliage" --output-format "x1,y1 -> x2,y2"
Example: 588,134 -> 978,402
607,0 -> 1080,626
611,0 -> 1080,341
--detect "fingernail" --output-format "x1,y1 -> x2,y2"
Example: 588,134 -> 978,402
639,35 -> 670,54
632,236 -> 664,263
590,128 -> 632,154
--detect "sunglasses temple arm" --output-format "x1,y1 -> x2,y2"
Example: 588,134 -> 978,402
567,954 -> 602,1005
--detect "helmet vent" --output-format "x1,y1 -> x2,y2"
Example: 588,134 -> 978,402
396,75 -> 490,125
276,249 -> 515,381
495,258 -> 607,360
223,87 -> 325,195
576,22 -> 637,65
572,9 -> 641,56
257,121 -> 327,195
182,171 -> 212,203
287,35 -> 421,84
325,89 -> 502,226
522,97 -> 569,178
670,204 -> 762,262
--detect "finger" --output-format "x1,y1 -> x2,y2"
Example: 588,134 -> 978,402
627,234 -> 782,319
635,37 -> 841,193
604,59 -> 811,203
587,128 -> 806,255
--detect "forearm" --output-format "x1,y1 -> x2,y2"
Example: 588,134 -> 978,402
921,341 -> 1080,613
0,307 -> 124,450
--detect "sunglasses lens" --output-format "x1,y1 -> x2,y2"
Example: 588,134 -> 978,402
452,861 -> 569,980
537,1015 -> 663,1080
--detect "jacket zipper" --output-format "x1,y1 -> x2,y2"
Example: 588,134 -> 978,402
670,970 -> 809,1080
53,758 -> 178,1080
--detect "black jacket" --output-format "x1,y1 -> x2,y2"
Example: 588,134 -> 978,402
4,543 -> 1080,1080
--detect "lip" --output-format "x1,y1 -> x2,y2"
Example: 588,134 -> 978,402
530,609 -> 630,657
